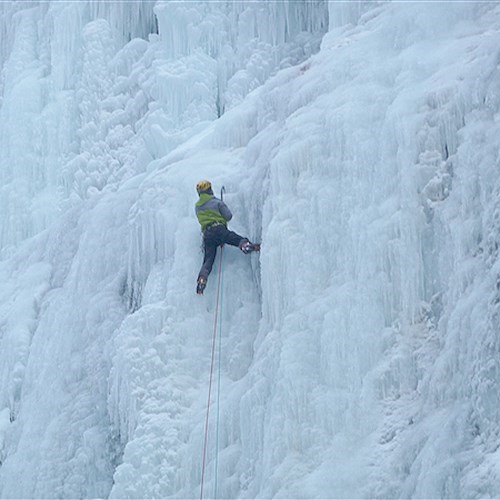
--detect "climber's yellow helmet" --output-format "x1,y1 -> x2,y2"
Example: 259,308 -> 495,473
196,180 -> 212,194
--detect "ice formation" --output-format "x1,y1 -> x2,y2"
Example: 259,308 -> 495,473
0,1 -> 499,498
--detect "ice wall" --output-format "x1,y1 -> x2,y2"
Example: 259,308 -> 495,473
0,1 -> 499,499
0,1 -> 156,255
0,0 -> 326,255
0,1 -> 327,498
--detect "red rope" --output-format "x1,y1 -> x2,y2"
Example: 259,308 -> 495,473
200,246 -> 224,500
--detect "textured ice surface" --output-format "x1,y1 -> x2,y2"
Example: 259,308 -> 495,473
0,1 -> 499,499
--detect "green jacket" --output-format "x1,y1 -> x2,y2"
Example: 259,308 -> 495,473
195,194 -> 233,231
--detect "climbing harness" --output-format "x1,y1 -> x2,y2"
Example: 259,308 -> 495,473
200,246 -> 224,500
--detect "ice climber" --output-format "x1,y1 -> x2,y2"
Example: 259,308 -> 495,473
195,180 -> 260,295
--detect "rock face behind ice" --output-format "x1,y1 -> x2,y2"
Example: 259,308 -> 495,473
0,1 -> 499,499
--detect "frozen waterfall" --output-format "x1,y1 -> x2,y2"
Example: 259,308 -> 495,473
0,1 -> 499,499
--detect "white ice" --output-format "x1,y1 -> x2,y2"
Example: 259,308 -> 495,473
0,1 -> 499,498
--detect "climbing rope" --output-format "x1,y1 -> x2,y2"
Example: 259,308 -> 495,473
214,248 -> 224,498
200,246 -> 224,500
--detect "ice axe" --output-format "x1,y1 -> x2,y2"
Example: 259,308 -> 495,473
219,186 -> 226,249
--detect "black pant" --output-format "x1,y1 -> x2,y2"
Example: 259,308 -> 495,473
198,225 -> 246,279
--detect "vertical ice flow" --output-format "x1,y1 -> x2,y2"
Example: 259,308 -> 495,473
0,1 -> 499,499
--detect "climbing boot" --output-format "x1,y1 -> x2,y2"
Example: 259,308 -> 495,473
239,240 -> 260,254
196,276 -> 207,295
